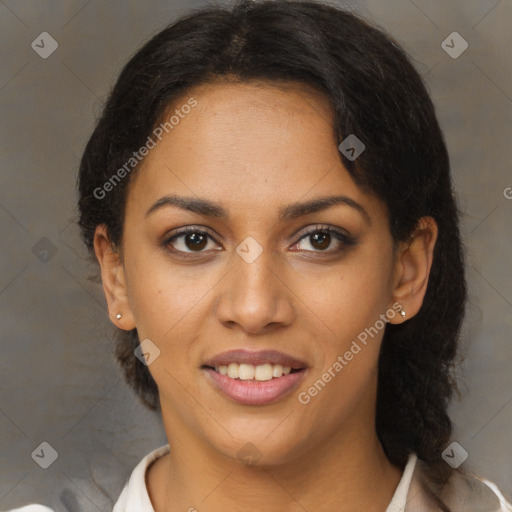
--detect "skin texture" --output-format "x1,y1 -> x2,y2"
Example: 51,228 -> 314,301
94,81 -> 438,512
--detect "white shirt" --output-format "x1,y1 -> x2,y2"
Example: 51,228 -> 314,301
6,445 -> 512,512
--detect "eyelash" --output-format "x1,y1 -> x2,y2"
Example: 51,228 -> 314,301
294,224 -> 357,253
163,224 -> 356,259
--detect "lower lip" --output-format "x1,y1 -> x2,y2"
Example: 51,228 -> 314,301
203,367 -> 306,406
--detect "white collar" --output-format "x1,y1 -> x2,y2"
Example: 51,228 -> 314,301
385,453 -> 418,511
112,444 -> 170,512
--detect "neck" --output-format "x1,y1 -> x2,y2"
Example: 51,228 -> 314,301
147,417 -> 403,512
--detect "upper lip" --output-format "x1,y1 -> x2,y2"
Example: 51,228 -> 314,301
202,349 -> 308,369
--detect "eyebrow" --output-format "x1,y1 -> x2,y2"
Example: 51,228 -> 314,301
145,194 -> 371,225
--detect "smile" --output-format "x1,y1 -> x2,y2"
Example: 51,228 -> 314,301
201,349 -> 309,405
212,362 -> 298,381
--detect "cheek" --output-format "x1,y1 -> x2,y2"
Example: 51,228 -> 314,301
124,241 -> 208,327
295,249 -> 393,413
299,255 -> 393,343
296,268 -> 390,427
122,249 -> 230,381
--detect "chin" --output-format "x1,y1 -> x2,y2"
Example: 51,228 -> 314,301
206,425 -> 310,468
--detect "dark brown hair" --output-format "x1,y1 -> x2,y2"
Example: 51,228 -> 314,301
77,0 -> 466,489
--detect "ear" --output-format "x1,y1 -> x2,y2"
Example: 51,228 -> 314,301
388,216 -> 438,324
93,224 -> 136,330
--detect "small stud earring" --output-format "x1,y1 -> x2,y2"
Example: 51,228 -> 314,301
116,313 -> 122,320
400,309 -> 406,318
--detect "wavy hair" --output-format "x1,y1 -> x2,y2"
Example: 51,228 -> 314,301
77,0 -> 466,489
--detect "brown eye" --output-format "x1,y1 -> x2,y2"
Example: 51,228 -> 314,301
293,226 -> 356,253
183,232 -> 208,251
309,231 -> 331,250
164,227 -> 219,254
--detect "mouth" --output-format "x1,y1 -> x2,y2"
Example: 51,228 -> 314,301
202,363 -> 304,381
201,349 -> 308,405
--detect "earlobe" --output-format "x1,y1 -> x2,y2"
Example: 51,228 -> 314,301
93,225 -> 136,330
389,216 -> 438,324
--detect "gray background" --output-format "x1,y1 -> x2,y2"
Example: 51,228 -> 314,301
0,0 -> 510,510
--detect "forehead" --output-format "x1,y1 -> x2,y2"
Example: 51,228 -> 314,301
126,80 -> 384,222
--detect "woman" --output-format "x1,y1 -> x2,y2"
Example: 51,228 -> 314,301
11,0 -> 511,510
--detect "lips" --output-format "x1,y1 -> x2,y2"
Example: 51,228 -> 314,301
202,349 -> 308,369
201,349 -> 309,406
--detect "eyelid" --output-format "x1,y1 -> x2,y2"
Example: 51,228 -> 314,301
164,224 -> 354,247
291,224 -> 356,251
163,223 -> 356,256
294,223 -> 353,241
163,225 -> 223,254
164,225 -> 219,241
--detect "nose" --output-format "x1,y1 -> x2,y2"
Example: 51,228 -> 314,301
214,244 -> 295,335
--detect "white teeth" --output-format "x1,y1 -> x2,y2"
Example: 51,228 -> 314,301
214,363 -> 297,381
272,364 -> 284,377
239,364 -> 255,380
254,363 -> 273,381
227,363 -> 239,379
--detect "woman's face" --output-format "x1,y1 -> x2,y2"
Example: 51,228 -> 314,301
108,81 -> 411,464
